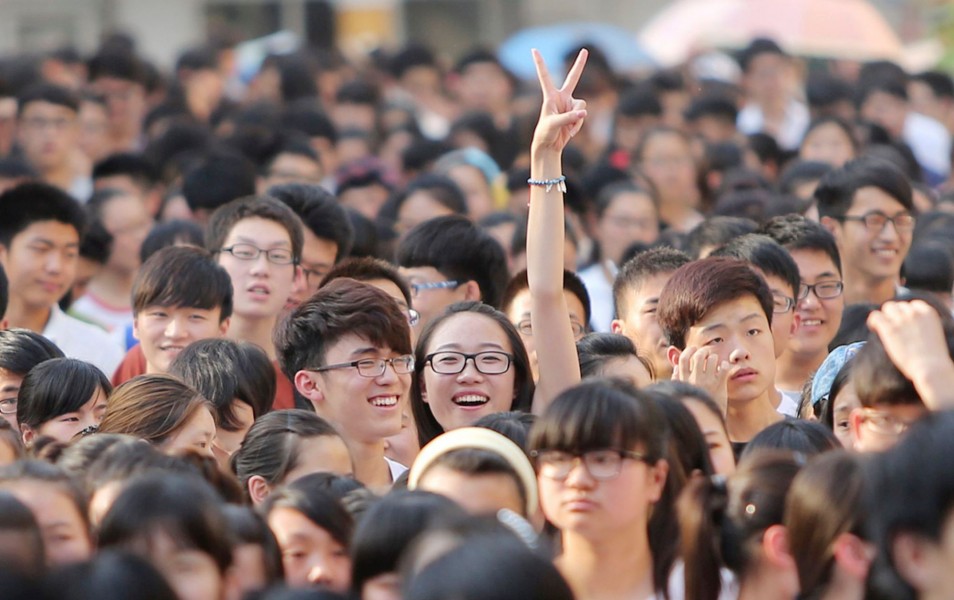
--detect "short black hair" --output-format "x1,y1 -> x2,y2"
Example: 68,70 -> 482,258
616,86 -> 663,118
204,195 -> 304,265
902,242 -> 954,294
87,51 -> 147,85
912,70 -> 954,99
684,93 -> 738,123
500,268 -> 592,327
778,160 -> 833,196
0,182 -> 85,248
131,245 -> 233,319
282,100 -> 338,143
267,183 -> 354,261
175,46 -> 218,72
138,219 -> 204,263
0,329 -> 64,376
814,156 -> 913,220
169,339 -> 274,430
613,247 -> 691,319
806,72 -> 855,112
710,234 -> 801,298
182,150 -> 258,213
391,173 -> 468,217
320,256 -> 412,306
16,82 -> 79,116
91,153 -> 160,190
389,43 -> 438,79
760,214 -> 843,275
16,358 -> 111,431
686,216 -> 758,259
396,215 -> 508,308
737,37 -> 787,72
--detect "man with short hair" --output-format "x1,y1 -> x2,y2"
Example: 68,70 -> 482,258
275,278 -> 414,490
16,83 -> 90,200
611,247 -> 691,381
658,257 -> 783,450
815,156 -> 914,305
0,182 -> 122,374
397,215 -> 508,328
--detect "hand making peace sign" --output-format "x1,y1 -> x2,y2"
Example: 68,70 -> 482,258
530,48 -> 588,155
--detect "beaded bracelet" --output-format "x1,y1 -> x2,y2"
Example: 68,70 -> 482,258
527,175 -> 567,193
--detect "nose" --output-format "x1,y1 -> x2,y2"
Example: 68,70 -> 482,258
797,288 -> 819,311
455,358 -> 484,382
564,457 -> 597,488
728,342 -> 750,364
249,252 -> 271,275
307,559 -> 330,586
45,251 -> 65,274
164,315 -> 187,339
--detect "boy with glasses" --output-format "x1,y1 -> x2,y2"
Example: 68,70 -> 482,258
761,215 -> 846,395
815,156 -> 915,305
206,195 -> 304,409
397,215 -> 508,328
275,278 -> 414,490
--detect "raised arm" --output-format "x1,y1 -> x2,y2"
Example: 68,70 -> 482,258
528,49 -> 587,414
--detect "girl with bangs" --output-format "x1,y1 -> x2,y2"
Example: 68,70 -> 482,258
529,380 -> 676,600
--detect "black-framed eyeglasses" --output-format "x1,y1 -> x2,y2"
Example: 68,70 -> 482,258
772,293 -> 796,314
798,281 -> 844,300
517,319 -> 586,338
425,351 -> 514,375
308,355 -> 415,378
0,397 -> 16,415
530,448 -> 651,481
301,266 -> 328,287
837,211 -> 915,234
218,243 -> 297,265
409,280 -> 460,298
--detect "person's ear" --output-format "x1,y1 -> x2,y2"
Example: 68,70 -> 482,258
462,280 -> 481,302
419,374 -> 429,404
294,370 -> 325,413
892,532 -> 935,593
667,346 -> 682,369
832,532 -> 874,580
762,524 -> 796,569
247,475 -> 272,506
1,319 -> 8,330
610,319 -> 625,335
19,424 -> 35,448
218,316 -> 231,336
646,459 -> 669,503
789,312 -> 800,337
819,216 -> 840,238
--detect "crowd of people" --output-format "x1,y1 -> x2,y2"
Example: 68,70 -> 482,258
0,24 -> 952,600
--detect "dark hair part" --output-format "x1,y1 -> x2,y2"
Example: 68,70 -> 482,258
657,257 -> 774,350
182,150 -> 258,214
743,420 -> 839,457
0,329 -> 64,375
0,182 -> 86,248
678,451 -> 802,600
97,472 -> 233,574
263,472 -> 354,548
710,234 -> 800,298
0,460 -> 89,530
576,332 -> 654,381
267,183 -> 355,262
42,550 -> 179,600
411,302 -> 534,447
613,247 -> 691,319
0,491 -> 43,577
759,214 -> 842,275
500,269 -> 592,327
320,256 -> 412,306
205,194 -> 304,265
138,220 -> 204,263
814,156 -> 914,220
169,339 -> 274,429
230,409 -> 344,494
17,82 -> 79,115
472,411 -> 535,451
131,245 -> 233,318
686,217 -> 758,260
16,358 -> 111,431
396,215 -> 508,308
275,278 -> 412,383
222,505 -> 284,584
351,490 -> 465,594
784,451 -> 866,600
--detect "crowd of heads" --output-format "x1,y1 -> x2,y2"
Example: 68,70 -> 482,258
0,27 -> 950,600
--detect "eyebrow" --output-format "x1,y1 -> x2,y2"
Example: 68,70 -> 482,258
435,342 -> 507,351
349,346 -> 383,358
27,236 -> 79,249
700,312 -> 762,335
0,385 -> 18,394
232,236 -> 290,248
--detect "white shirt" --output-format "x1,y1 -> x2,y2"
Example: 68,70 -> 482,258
42,305 -> 125,377
903,111 -> 951,184
385,456 -> 408,482
737,99 -> 810,151
578,261 -> 618,333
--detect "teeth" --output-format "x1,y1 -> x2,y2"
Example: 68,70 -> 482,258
454,394 -> 489,406
370,396 -> 398,407
802,320 -> 822,326
874,249 -> 896,255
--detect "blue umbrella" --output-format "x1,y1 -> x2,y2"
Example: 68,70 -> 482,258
499,22 -> 657,80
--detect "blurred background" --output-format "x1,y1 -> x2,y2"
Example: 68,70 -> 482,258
0,0 -> 950,74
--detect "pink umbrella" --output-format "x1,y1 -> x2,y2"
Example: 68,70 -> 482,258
638,0 -> 903,67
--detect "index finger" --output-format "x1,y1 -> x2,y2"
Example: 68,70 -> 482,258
560,48 -> 588,94
532,49 -> 557,94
